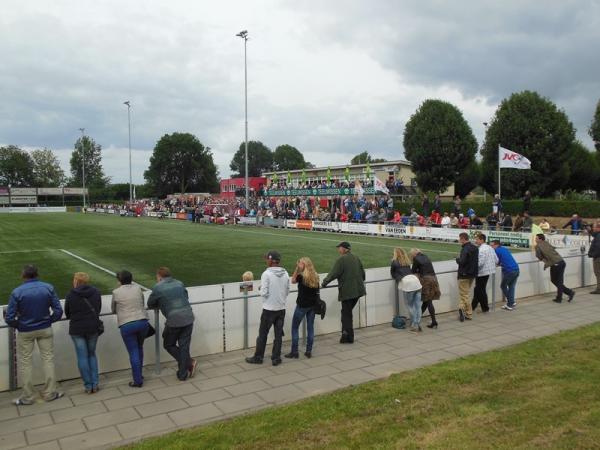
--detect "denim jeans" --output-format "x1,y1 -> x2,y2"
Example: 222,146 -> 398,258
163,324 -> 194,380
71,334 -> 99,390
404,289 -> 422,327
501,271 -> 519,307
120,319 -> 149,385
290,306 -> 315,353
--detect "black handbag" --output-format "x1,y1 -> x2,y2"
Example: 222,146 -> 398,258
82,297 -> 104,336
314,298 -> 327,319
146,324 -> 156,339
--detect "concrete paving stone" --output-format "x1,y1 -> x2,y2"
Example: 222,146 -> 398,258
192,374 -> 239,391
447,344 -> 484,357
183,388 -> 232,407
390,345 -> 427,358
117,414 -> 176,440
362,362 -> 403,378
70,387 -> 122,406
18,442 -> 60,450
135,397 -> 189,418
330,358 -> 371,371
25,418 -> 86,445
301,354 -> 342,368
104,391 -> 156,411
16,396 -> 73,417
256,384 -> 306,404
301,364 -> 341,379
84,407 -> 140,431
214,393 -> 267,414
417,350 -> 458,364
51,401 -> 107,424
0,413 -> 53,436
361,351 -> 402,365
168,402 -> 224,426
331,369 -> 377,386
0,431 -> 26,450
231,367 -> 275,383
295,376 -> 345,395
0,407 -> 18,422
308,345 -> 340,356
334,348 -> 369,360
201,363 -> 246,378
116,377 -> 167,395
58,426 -> 123,450
269,360 -> 311,373
225,379 -> 271,397
359,343 -> 396,354
434,328 -> 465,338
263,371 -> 307,388
152,382 -> 199,401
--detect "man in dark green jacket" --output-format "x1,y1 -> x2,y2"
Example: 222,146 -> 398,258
148,267 -> 196,381
322,242 -> 366,343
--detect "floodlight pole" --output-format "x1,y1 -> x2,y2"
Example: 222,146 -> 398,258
79,128 -> 86,208
124,101 -> 132,203
236,30 -> 249,213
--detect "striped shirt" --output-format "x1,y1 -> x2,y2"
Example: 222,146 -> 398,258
478,243 -> 498,277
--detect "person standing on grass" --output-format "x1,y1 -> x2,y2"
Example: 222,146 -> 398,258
112,270 -> 150,388
322,242 -> 366,343
5,265 -> 64,405
472,233 -> 498,313
490,240 -> 520,310
410,248 -> 441,329
534,234 -> 575,303
589,222 -> 600,295
148,267 -> 197,381
286,257 -> 319,359
246,251 -> 290,366
456,232 -> 478,321
391,248 -> 423,332
65,272 -> 102,394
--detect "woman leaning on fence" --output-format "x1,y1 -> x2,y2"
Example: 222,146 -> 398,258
410,248 -> 441,329
65,272 -> 102,394
391,248 -> 423,332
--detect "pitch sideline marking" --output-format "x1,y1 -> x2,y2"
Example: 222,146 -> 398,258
0,249 -> 58,254
60,249 -> 150,291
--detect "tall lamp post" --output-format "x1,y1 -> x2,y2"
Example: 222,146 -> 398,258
79,128 -> 86,208
236,30 -> 249,211
124,101 -> 133,203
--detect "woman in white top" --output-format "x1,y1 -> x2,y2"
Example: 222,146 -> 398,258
390,248 -> 423,332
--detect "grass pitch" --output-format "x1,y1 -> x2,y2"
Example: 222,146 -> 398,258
1,213 -> 468,303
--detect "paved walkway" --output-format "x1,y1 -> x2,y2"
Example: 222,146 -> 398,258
1,288 -> 599,450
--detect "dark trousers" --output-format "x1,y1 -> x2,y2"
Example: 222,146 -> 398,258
341,298 -> 359,341
550,260 -> 573,301
163,324 -> 193,380
254,309 -> 286,361
420,301 -> 437,324
472,275 -> 490,312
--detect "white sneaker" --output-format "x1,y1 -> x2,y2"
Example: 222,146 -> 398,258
501,305 -> 513,311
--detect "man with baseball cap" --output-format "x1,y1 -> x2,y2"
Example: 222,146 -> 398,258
246,250 -> 290,366
322,241 -> 366,343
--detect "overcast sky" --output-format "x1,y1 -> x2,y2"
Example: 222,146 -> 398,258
2,0 -> 599,184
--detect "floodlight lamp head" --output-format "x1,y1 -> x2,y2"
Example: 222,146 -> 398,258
236,30 -> 248,39
124,101 -> 131,107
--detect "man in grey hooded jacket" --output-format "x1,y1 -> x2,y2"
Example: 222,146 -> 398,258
246,250 -> 290,366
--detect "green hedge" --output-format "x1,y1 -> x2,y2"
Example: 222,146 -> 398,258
393,199 -> 600,218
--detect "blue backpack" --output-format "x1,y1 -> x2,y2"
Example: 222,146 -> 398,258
392,315 -> 407,329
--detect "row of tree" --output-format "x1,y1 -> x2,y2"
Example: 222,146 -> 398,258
404,92 -> 600,197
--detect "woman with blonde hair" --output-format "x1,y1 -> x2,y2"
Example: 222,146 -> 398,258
65,272 -> 102,393
285,257 -> 320,358
390,248 -> 423,331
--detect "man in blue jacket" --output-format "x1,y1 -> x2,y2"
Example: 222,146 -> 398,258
5,265 -> 64,405
491,240 -> 520,311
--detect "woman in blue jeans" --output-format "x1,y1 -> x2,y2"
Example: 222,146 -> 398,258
111,270 -> 149,387
285,257 -> 320,359
391,248 -> 423,332
65,272 -> 102,393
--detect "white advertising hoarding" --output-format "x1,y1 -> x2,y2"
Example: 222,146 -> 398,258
10,187 -> 37,195
38,187 -> 63,195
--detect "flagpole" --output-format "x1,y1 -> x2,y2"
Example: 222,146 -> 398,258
498,145 -> 501,200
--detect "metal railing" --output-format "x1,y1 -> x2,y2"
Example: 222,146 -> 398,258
1,252 -> 589,391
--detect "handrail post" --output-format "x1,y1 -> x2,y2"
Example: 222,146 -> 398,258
243,287 -> 249,349
153,309 -> 161,374
491,272 -> 496,312
394,280 -> 400,317
8,327 -> 17,391
581,245 -> 586,288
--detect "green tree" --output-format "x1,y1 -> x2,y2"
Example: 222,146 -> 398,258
454,160 -> 481,198
350,151 -> 387,165
273,145 -> 306,171
480,91 -> 575,197
0,145 -> 35,186
144,132 -> 219,196
590,99 -> 600,152
403,99 -> 478,194
70,136 -> 110,188
31,148 -> 65,187
566,141 -> 599,193
229,141 -> 273,177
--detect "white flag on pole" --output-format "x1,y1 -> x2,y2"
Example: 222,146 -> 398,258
374,177 -> 390,194
499,147 -> 531,170
354,179 -> 364,198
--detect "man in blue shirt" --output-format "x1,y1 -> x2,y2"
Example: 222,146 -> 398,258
5,265 -> 64,405
491,240 -> 520,311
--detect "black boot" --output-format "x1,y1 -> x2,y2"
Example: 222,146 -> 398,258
427,321 -> 438,329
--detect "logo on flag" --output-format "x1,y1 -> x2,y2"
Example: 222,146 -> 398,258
499,147 -> 531,170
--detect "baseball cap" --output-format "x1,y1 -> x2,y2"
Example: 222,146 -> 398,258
336,241 -> 351,249
265,250 -> 281,261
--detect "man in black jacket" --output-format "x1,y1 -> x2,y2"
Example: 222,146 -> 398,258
456,232 -> 478,321
590,222 -> 600,294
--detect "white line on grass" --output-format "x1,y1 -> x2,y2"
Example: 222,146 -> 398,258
60,249 -> 150,291
203,225 -> 459,255
0,249 -> 57,254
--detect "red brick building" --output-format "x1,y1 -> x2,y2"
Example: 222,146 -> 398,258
219,177 -> 267,198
